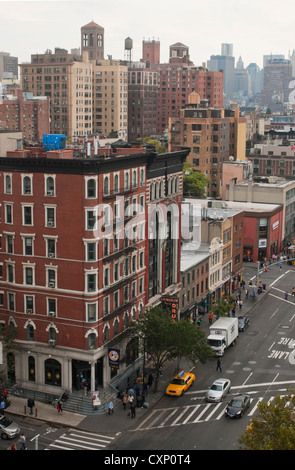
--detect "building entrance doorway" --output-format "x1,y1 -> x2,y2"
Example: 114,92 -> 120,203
72,358 -> 103,392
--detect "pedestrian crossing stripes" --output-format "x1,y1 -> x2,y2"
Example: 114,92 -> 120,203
46,429 -> 116,450
134,395 -> 292,431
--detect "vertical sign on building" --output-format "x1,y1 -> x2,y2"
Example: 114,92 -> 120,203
161,296 -> 179,321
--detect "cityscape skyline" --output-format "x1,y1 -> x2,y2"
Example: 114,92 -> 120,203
1,0 -> 295,69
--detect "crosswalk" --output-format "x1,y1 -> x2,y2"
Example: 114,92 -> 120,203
134,395 -> 290,431
46,429 -> 117,450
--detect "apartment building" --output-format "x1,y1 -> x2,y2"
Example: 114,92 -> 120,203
19,48 -> 93,139
0,89 -> 49,144
169,94 -> 246,198
0,145 -> 189,395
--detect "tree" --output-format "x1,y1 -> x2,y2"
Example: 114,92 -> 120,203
183,162 -> 210,198
130,307 -> 213,392
211,296 -> 235,318
238,394 -> 295,450
138,137 -> 167,154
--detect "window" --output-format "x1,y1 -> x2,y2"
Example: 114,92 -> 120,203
25,295 -> 34,313
114,290 -> 119,309
6,235 -> 13,254
85,179 -> 96,199
23,206 -> 33,225
23,176 -> 32,195
103,176 -> 109,196
103,296 -> 109,315
24,266 -> 33,285
46,176 -> 55,196
47,239 -> 56,258
5,174 -> 12,194
88,333 -> 96,350
104,267 -> 110,287
86,242 -> 96,261
47,298 -> 56,317
87,303 -> 97,322
114,174 -> 119,193
8,293 -> 15,311
7,264 -> 14,283
45,358 -> 61,386
5,204 -> 13,224
47,269 -> 56,287
27,324 -> 34,341
24,237 -> 33,256
86,210 -> 96,230
124,171 -> 130,190
46,207 -> 55,227
87,273 -> 96,292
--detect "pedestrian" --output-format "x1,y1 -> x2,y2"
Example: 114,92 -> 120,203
2,388 -> 7,402
239,300 -> 243,310
135,384 -> 141,398
147,373 -> 154,389
292,287 -> 295,297
11,443 -> 17,450
108,400 -> 114,415
20,433 -> 26,450
130,402 -> 136,419
208,312 -> 213,325
245,288 -> 248,300
57,400 -> 63,413
285,291 -> 288,300
280,262 -> 283,270
0,399 -> 5,415
216,358 -> 222,372
122,394 -> 128,410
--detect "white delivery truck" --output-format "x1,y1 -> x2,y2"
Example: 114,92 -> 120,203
207,317 -> 238,356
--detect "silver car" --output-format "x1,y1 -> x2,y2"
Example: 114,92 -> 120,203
206,378 -> 231,403
0,416 -> 20,440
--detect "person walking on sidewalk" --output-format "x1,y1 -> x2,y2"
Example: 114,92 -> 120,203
209,312 -> 213,325
216,358 -> 222,372
108,400 -> 114,415
245,288 -> 248,300
0,399 -> 5,415
130,402 -> 136,419
239,300 -> 243,311
292,287 -> 295,297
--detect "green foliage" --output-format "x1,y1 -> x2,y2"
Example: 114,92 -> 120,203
130,306 -> 213,391
139,137 -> 167,154
183,162 -> 209,198
211,296 -> 235,318
238,394 -> 295,450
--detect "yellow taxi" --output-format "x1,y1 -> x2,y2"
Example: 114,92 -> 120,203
165,370 -> 195,396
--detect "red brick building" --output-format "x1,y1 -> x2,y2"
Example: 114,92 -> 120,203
0,145 -> 189,396
0,89 -> 50,145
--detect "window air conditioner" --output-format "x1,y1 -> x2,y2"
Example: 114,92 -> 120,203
48,253 -> 55,258
48,282 -> 55,288
48,221 -> 54,227
48,339 -> 56,346
26,309 -> 33,314
48,311 -> 56,317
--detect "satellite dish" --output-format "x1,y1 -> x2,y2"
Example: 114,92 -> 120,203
184,170 -> 191,175
229,156 -> 234,161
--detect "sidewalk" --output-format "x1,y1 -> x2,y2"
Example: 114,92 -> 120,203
6,276 -> 268,435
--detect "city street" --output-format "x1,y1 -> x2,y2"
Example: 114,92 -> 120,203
108,263 -> 295,451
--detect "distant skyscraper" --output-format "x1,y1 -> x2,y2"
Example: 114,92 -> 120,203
81,21 -> 104,60
0,52 -> 18,80
221,43 -> 233,57
261,58 -> 292,112
207,54 -> 235,103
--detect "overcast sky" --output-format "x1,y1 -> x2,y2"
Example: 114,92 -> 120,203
1,0 -> 295,69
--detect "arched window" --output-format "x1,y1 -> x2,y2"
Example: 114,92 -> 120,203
132,170 -> 137,188
87,178 -> 96,198
103,176 -> 109,196
26,324 -> 34,341
23,176 -> 32,195
124,172 -> 130,190
28,356 -> 35,382
46,177 -> 55,195
5,175 -> 12,194
114,318 -> 119,335
44,358 -> 61,386
88,333 -> 96,350
150,182 -> 154,201
49,327 -> 56,341
104,325 -> 109,343
114,174 -> 119,193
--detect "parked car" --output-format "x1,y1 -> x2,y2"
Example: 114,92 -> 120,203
238,316 -> 250,332
206,378 -> 231,402
166,371 -> 195,397
0,416 -> 20,439
225,394 -> 251,418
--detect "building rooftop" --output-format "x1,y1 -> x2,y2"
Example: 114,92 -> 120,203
181,242 -> 210,272
184,198 -> 282,214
